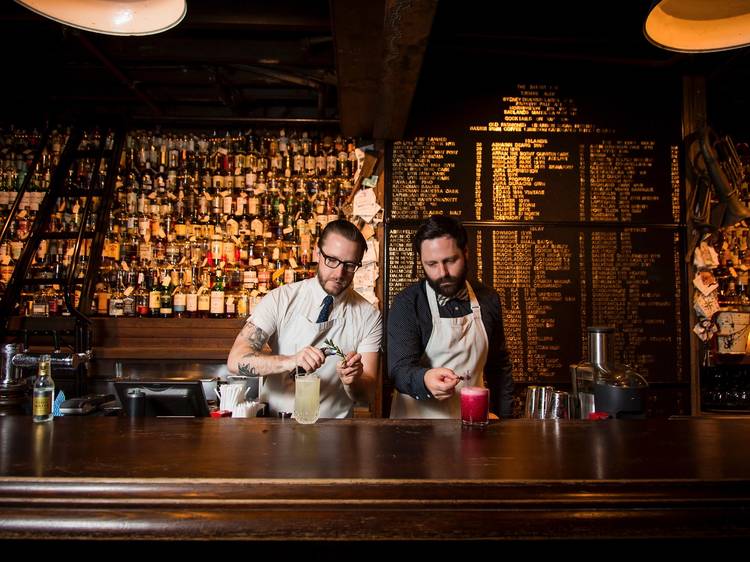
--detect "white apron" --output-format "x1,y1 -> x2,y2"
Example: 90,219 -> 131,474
259,292 -> 357,418
390,281 -> 489,419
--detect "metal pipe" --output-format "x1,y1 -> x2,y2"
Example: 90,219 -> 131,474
12,351 -> 92,371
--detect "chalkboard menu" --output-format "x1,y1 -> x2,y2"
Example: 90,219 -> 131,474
387,78 -> 685,384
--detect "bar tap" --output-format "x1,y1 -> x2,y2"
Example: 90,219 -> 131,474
0,344 -> 28,415
12,350 -> 92,371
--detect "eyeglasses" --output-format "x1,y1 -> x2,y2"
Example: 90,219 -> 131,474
319,248 -> 361,273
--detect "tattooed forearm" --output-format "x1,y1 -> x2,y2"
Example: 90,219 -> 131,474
238,363 -> 254,377
228,320 -> 295,377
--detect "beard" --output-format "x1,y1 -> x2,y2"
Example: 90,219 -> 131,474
317,268 -> 350,296
426,270 -> 467,298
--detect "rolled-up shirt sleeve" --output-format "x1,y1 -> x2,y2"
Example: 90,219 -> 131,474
387,290 -> 432,400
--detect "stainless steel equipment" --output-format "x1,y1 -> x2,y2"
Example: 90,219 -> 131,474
570,326 -> 648,419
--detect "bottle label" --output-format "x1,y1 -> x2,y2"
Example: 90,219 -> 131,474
33,392 -> 52,417
186,293 -> 198,312
210,291 -> 225,314
149,291 -> 161,309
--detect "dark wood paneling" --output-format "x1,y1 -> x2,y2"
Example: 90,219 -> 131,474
89,318 -> 242,360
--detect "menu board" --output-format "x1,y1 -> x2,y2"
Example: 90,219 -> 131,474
391,84 -> 680,224
387,78 -> 685,384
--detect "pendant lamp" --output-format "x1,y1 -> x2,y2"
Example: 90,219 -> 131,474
644,0 -> 750,52
14,0 -> 187,36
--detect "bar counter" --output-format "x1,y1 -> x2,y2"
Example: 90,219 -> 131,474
1,416 -> 750,542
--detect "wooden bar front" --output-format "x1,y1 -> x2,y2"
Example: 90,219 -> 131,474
1,417 -> 750,542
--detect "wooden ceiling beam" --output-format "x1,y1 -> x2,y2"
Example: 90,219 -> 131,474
373,0 -> 438,140
330,0 -> 386,138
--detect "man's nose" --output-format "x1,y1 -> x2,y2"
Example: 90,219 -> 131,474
437,263 -> 449,277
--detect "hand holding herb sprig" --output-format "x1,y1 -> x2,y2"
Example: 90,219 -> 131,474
323,338 -> 346,363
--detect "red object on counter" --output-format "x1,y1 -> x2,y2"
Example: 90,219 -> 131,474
588,412 -> 611,420
211,410 -> 232,418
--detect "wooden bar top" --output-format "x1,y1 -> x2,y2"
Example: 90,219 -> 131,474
1,417 -> 750,541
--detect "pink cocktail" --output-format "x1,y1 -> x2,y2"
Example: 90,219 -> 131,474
460,386 -> 489,427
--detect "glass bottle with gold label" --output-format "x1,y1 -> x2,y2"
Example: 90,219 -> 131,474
33,355 -> 54,423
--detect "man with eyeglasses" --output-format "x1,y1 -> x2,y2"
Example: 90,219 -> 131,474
388,215 -> 514,419
227,219 -> 382,418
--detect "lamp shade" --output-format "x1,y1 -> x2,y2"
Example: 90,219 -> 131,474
644,0 -> 750,53
15,0 -> 187,36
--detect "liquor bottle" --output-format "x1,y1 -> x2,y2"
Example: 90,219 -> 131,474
108,271 -> 125,317
32,355 -> 54,423
148,271 -> 161,317
173,269 -> 187,318
159,271 -> 173,318
225,291 -> 236,319
134,270 -> 150,317
31,286 -> 49,317
46,285 -> 61,317
122,271 -> 136,317
197,269 -> 211,318
185,265 -> 199,318
210,266 -> 226,317
236,283 -> 250,319
96,274 -> 111,316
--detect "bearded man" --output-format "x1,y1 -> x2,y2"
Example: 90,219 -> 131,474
388,215 -> 514,419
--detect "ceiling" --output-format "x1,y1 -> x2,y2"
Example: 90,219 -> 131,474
0,1 -> 747,139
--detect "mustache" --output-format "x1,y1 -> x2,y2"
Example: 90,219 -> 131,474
437,275 -> 460,285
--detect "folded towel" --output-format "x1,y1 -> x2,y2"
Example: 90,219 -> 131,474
53,389 -> 66,417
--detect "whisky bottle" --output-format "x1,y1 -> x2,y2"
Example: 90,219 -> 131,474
173,269 -> 187,318
159,272 -> 173,318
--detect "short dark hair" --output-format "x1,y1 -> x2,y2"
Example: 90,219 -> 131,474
318,219 -> 367,261
413,215 -> 467,255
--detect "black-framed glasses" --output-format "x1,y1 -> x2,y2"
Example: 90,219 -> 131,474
319,248 -> 361,273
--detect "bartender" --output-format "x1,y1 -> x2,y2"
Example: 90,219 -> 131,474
227,219 -> 382,418
388,215 -> 514,418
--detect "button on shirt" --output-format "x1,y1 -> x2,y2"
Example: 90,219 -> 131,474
387,279 -> 514,417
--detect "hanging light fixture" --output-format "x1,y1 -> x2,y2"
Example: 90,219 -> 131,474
644,0 -> 750,53
14,0 -> 187,36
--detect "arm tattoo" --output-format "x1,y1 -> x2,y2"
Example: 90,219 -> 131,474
244,322 -> 269,354
238,363 -> 258,377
